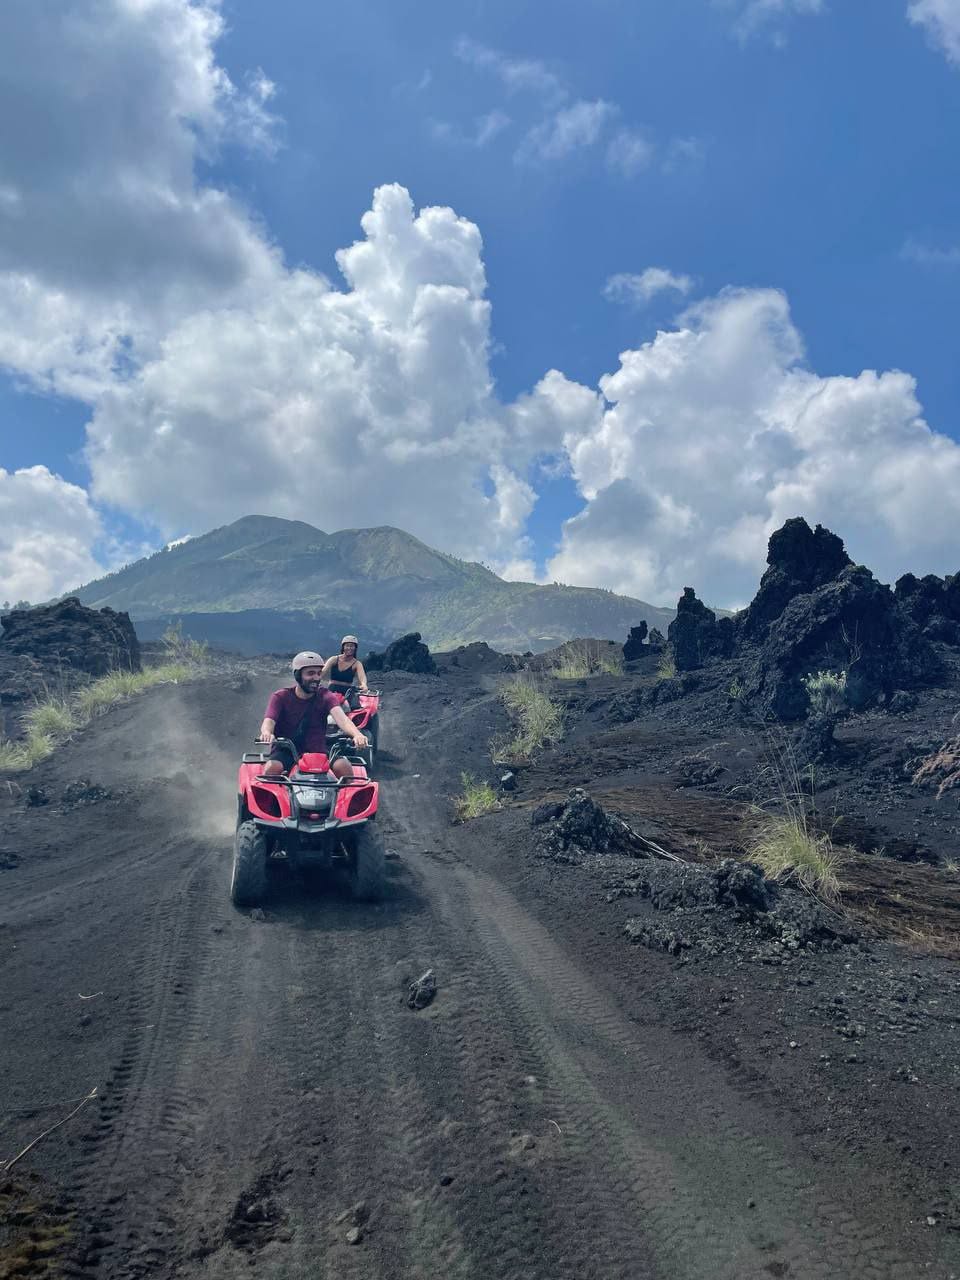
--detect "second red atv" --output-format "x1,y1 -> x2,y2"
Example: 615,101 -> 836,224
330,688 -> 381,771
231,735 -> 386,908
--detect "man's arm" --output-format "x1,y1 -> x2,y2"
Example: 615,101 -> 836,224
330,703 -> 367,746
258,716 -> 277,743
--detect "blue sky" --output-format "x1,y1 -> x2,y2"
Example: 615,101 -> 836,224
2,0 -> 960,607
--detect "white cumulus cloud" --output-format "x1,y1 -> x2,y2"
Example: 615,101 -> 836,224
3,0 -> 960,616
908,0 -> 960,64
546,288 -> 960,604
0,0 -> 279,398
0,468 -> 108,603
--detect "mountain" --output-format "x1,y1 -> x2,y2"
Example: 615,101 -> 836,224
72,515 -> 675,653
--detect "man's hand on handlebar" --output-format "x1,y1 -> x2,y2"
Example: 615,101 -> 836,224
352,731 -> 369,750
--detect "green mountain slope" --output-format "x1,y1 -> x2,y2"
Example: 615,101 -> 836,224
73,515 -> 675,652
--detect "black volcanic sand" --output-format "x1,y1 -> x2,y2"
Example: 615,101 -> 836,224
0,661 -> 959,1279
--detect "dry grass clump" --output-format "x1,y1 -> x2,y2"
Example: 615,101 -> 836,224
495,676 -> 564,762
745,730 -> 843,903
0,661 -> 197,773
745,812 -> 841,902
912,736 -> 960,798
656,648 -> 677,681
553,640 -> 624,680
22,698 -> 77,739
161,620 -> 209,664
454,773 -> 500,821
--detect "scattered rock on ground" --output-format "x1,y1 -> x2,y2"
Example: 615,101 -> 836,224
407,969 -> 437,1010
62,778 -> 111,807
614,859 -> 857,960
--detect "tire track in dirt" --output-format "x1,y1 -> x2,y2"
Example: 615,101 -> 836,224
380,723 -> 663,1280
455,863 -> 926,1279
65,851 -> 223,1278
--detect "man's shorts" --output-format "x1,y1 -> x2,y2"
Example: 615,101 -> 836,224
267,741 -> 297,772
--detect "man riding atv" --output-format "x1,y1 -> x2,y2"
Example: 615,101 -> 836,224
321,635 -> 368,709
259,651 -> 369,778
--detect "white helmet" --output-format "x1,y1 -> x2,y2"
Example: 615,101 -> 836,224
340,634 -> 359,651
291,651 -> 324,687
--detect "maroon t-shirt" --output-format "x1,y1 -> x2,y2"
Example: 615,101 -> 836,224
264,687 -> 344,752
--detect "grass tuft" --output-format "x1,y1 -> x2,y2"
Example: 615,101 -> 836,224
746,812 -> 841,901
454,773 -> 500,821
552,640 -> 624,680
656,648 -> 677,681
23,698 -> 77,739
495,676 -> 564,762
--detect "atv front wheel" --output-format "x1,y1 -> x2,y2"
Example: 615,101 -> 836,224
231,820 -> 268,908
350,821 -> 386,901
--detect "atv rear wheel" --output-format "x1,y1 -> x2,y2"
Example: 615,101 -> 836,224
350,821 -> 386,901
231,820 -> 269,908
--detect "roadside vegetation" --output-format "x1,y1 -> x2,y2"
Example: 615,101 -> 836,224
746,733 -> 843,902
552,639 -> 624,679
493,676 -> 564,762
745,812 -> 841,902
0,625 -> 206,773
454,773 -> 500,821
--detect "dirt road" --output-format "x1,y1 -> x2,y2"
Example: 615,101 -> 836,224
1,670 -> 957,1278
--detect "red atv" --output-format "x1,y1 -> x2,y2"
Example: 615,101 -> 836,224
231,735 -> 386,908
330,687 -> 381,771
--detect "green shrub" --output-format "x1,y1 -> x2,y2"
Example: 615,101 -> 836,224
803,669 -> 847,716
496,677 -> 564,761
454,773 -> 500,820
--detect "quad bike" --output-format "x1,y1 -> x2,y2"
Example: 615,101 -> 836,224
231,736 -> 385,908
328,687 -> 381,772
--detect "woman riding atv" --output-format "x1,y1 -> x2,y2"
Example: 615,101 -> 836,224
322,635 -> 368,709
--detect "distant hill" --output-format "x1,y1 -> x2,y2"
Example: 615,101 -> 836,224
73,515 -> 675,653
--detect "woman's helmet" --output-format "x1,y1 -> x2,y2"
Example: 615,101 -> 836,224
291,650 -> 324,688
340,635 -> 359,652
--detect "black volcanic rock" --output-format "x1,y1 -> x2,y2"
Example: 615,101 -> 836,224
622,623 -> 648,661
741,565 -> 935,720
895,571 -> 960,645
365,632 -> 436,675
668,589 -> 734,672
0,598 -> 140,677
739,518 -> 852,642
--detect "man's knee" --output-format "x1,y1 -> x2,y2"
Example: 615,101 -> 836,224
262,759 -> 284,776
331,759 -> 353,779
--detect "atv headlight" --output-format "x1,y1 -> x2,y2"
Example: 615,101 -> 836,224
293,785 -> 333,811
